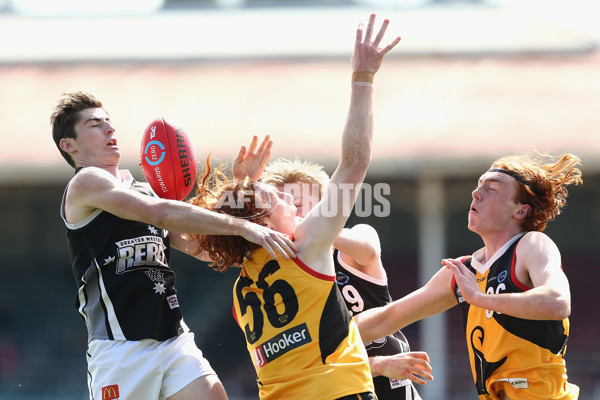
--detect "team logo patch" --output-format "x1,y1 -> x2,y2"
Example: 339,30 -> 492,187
389,378 -> 410,389
101,384 -> 119,400
252,323 -> 312,368
498,270 -> 508,283
336,272 -> 350,285
455,286 -> 465,303
145,268 -> 165,282
167,294 -> 179,309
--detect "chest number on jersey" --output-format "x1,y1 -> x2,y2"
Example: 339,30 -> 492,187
235,260 -> 299,344
341,285 -> 364,314
485,283 -> 506,319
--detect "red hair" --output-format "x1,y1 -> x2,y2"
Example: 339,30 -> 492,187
491,152 -> 582,232
186,158 -> 269,272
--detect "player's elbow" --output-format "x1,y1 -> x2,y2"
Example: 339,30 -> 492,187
548,286 -> 571,320
356,245 -> 380,267
552,298 -> 571,320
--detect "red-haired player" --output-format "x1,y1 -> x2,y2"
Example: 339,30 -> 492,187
356,153 -> 582,400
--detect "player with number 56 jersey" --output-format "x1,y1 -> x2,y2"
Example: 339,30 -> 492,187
187,13 -> 401,400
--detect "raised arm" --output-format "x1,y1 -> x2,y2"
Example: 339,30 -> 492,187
65,167 -> 296,260
294,14 -> 400,269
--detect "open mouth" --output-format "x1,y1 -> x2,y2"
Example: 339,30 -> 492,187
107,138 -> 118,148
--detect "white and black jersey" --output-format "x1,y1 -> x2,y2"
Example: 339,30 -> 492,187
334,249 -> 422,400
60,170 -> 186,342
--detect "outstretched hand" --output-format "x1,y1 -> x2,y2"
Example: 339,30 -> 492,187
371,351 -> 434,385
352,13 -> 401,74
442,258 -> 482,305
241,221 -> 298,260
232,135 -> 272,181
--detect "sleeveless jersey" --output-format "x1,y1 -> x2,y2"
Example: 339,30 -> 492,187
60,170 -> 186,342
233,248 -> 374,400
451,237 -> 579,399
334,249 -> 421,400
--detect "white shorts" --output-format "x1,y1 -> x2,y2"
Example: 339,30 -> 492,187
86,332 -> 217,400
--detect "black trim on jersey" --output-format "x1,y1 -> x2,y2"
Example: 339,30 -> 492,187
319,284 -> 352,364
454,258 -> 475,333
492,312 -> 568,355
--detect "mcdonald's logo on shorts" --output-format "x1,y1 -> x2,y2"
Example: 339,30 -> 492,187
101,384 -> 120,400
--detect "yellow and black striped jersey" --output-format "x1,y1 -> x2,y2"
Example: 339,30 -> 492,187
452,237 -> 579,399
233,248 -> 374,400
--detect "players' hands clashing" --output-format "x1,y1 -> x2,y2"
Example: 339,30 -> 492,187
232,135 -> 273,181
352,13 -> 401,74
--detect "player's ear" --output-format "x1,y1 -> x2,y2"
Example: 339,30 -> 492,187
60,137 -> 76,153
514,204 -> 530,220
261,216 -> 273,230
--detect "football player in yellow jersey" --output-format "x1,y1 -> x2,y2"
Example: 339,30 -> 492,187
187,13 -> 401,400
256,157 -> 433,400
355,153 -> 582,400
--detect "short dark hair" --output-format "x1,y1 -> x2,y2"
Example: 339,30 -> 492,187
50,91 -> 104,168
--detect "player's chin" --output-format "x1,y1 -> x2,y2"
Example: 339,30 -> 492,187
467,218 -> 478,233
105,148 -> 121,161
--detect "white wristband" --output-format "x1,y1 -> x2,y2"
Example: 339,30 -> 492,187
352,82 -> 374,88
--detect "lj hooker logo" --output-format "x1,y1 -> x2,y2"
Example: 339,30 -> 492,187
102,384 -> 120,400
251,323 -> 311,368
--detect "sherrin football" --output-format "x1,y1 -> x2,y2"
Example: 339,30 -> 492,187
140,117 -> 197,201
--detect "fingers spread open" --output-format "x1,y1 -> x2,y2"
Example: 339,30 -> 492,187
364,13 -> 376,44
372,18 -> 389,48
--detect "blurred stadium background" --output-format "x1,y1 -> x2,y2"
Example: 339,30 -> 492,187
0,0 -> 599,399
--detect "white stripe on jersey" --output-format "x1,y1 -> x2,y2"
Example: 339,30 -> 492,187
77,280 -> 88,323
79,260 -> 125,340
94,259 -> 125,340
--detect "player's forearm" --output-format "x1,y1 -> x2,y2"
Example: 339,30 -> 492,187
355,301 -> 414,343
469,285 -> 570,320
356,285 -> 455,342
368,356 -> 386,377
338,83 -> 374,175
150,200 -> 247,237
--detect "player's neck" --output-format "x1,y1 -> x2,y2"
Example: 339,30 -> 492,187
480,229 -> 525,263
77,162 -> 120,179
